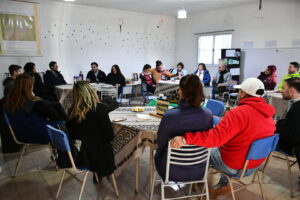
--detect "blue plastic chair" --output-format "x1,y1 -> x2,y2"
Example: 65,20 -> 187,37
2,111 -> 60,177
216,134 -> 279,200
206,99 -> 225,126
46,125 -> 119,200
206,99 -> 225,117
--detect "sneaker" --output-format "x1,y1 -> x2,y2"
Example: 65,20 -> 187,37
213,180 -> 229,190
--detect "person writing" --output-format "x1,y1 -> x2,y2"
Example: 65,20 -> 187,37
171,62 -> 188,80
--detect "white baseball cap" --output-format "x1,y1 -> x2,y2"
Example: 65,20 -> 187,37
234,78 -> 265,97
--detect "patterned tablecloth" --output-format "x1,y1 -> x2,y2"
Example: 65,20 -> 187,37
109,106 -> 160,176
55,83 -> 116,111
266,92 -> 289,119
154,80 -> 212,99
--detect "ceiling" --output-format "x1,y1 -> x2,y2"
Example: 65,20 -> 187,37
39,0 -> 259,16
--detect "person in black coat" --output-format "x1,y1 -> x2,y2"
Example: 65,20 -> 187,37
86,62 -> 106,83
24,62 -> 57,101
106,65 -> 126,95
2,74 -> 66,145
276,77 -> 300,168
43,61 -> 67,93
3,64 -> 22,96
66,81 -> 115,177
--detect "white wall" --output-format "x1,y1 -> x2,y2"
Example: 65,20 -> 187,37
0,0 -> 176,96
175,0 -> 300,85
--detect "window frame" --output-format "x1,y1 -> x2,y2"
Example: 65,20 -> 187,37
198,32 -> 232,65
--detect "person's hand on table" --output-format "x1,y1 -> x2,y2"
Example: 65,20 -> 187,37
170,136 -> 186,148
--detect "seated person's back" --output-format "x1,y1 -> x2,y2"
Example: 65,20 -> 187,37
155,74 -> 213,182
66,81 -> 115,177
3,74 -> 66,144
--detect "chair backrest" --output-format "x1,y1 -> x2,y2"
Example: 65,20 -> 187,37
238,134 -> 279,179
246,134 -> 279,160
46,125 -> 77,170
2,111 -> 23,144
206,99 -> 225,117
101,87 -> 118,99
165,141 -> 210,183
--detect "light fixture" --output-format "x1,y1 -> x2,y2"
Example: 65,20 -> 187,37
177,9 -> 187,19
63,0 -> 75,2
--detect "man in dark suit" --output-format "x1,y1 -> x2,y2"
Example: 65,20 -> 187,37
276,77 -> 300,168
44,61 -> 67,89
86,62 -> 106,83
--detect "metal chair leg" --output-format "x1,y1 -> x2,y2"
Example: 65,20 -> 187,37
286,157 -> 294,198
205,181 -> 209,200
13,144 -> 27,177
224,174 -> 235,200
188,184 -> 192,196
78,171 -> 89,200
262,153 -> 272,172
150,170 -> 156,200
257,172 -> 265,200
111,173 -> 119,197
160,180 -> 165,200
48,144 -> 59,170
135,158 -> 139,194
56,170 -> 66,200
200,183 -> 205,200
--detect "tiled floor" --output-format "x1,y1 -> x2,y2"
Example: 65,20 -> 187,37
1,145 -> 300,200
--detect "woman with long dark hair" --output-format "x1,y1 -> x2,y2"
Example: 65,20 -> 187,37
3,74 -> 66,143
154,74 -> 213,181
106,65 -> 126,94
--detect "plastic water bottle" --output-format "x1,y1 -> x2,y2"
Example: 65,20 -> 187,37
79,71 -> 83,81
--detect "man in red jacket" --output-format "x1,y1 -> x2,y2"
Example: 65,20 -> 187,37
171,77 -> 276,187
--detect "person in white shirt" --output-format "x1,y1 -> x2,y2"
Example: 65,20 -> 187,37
194,63 -> 211,86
